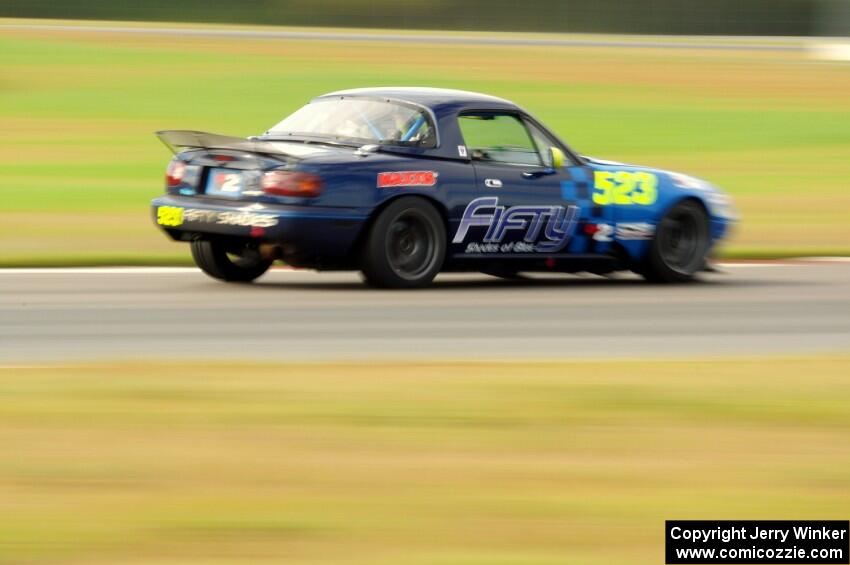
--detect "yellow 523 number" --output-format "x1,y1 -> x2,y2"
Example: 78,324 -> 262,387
156,206 -> 184,227
593,171 -> 658,206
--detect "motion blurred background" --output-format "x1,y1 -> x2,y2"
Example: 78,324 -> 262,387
1,0 -> 849,264
0,3 -> 848,565
5,0 -> 850,35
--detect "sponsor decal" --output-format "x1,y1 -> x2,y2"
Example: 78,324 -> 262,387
453,197 -> 579,254
457,145 -> 468,158
183,208 -> 279,228
615,222 -> 655,240
377,171 -> 437,188
592,223 -> 614,242
593,170 -> 658,206
592,222 -> 655,241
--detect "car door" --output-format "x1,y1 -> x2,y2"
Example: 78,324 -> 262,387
451,111 -> 604,257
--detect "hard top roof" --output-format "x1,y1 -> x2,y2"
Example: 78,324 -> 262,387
316,87 -> 519,114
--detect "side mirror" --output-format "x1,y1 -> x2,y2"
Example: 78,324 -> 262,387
549,147 -> 565,169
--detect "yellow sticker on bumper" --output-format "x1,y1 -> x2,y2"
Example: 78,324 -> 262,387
156,206 -> 184,227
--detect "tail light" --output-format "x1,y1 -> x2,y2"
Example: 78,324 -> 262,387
166,160 -> 187,187
261,171 -> 323,197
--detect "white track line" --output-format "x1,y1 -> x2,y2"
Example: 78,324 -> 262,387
803,257 -> 850,263
0,266 -> 301,274
0,267 -> 201,275
717,263 -> 781,268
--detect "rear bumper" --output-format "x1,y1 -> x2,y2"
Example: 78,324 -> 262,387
151,196 -> 368,256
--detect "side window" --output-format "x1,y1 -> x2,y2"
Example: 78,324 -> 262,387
458,113 -> 542,166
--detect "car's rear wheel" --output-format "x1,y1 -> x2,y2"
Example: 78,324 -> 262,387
361,198 -> 446,289
638,200 -> 710,283
190,239 -> 273,282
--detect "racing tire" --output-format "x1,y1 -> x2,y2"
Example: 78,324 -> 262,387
638,200 -> 710,283
361,198 -> 446,289
190,239 -> 273,283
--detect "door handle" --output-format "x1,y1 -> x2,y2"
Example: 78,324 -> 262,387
522,168 -> 556,179
484,178 -> 502,188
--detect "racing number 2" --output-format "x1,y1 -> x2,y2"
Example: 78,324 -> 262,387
593,171 -> 658,206
219,174 -> 241,193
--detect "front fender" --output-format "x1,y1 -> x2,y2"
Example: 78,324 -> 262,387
585,161 -> 735,263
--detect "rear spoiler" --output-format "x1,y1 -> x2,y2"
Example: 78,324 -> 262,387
156,130 -> 297,157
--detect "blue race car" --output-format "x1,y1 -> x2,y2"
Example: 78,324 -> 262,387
152,87 -> 735,288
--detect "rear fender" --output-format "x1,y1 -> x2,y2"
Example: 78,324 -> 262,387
351,194 -> 450,260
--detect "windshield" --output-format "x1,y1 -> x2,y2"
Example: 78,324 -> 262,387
265,98 -> 436,148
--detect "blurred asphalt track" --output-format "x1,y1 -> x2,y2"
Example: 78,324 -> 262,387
1,262 -> 848,363
0,23 -> 804,50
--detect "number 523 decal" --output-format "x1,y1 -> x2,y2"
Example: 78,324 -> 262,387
593,171 -> 658,206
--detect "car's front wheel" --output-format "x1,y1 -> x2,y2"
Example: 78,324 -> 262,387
638,200 -> 710,283
190,239 -> 273,282
361,198 -> 446,289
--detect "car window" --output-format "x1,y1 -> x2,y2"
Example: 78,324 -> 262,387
458,114 -> 542,166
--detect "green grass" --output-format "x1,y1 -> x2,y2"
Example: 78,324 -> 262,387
1,21 -> 849,265
0,357 -> 848,564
